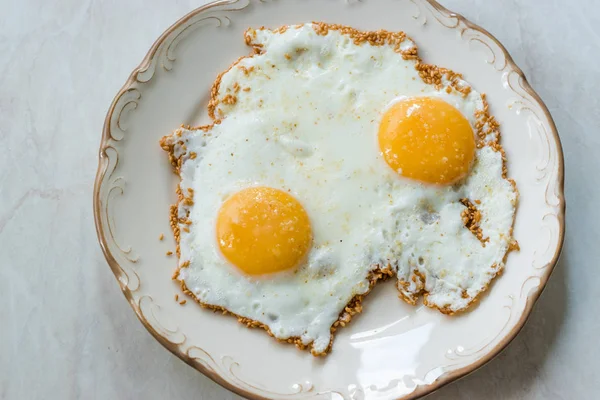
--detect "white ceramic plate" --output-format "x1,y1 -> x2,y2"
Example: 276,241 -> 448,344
94,1 -> 565,399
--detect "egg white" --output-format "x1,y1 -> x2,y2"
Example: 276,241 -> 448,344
163,24 -> 517,354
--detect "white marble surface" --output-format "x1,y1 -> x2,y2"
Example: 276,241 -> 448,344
0,0 -> 596,398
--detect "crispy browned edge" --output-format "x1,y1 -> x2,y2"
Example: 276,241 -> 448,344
157,161 -> 395,356
160,21 -> 520,339
181,265 -> 395,356
93,1 -> 565,399
395,87 -> 520,315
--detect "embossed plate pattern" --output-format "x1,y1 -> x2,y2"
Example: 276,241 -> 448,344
94,1 -> 565,399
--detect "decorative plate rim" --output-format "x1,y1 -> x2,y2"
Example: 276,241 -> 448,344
93,1 -> 566,399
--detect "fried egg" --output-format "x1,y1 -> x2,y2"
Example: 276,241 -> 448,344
160,23 -> 518,355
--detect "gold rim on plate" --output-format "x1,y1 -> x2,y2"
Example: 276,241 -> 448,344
93,1 -> 565,399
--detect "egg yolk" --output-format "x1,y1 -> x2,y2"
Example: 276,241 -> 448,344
216,187 -> 312,275
378,97 -> 475,185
